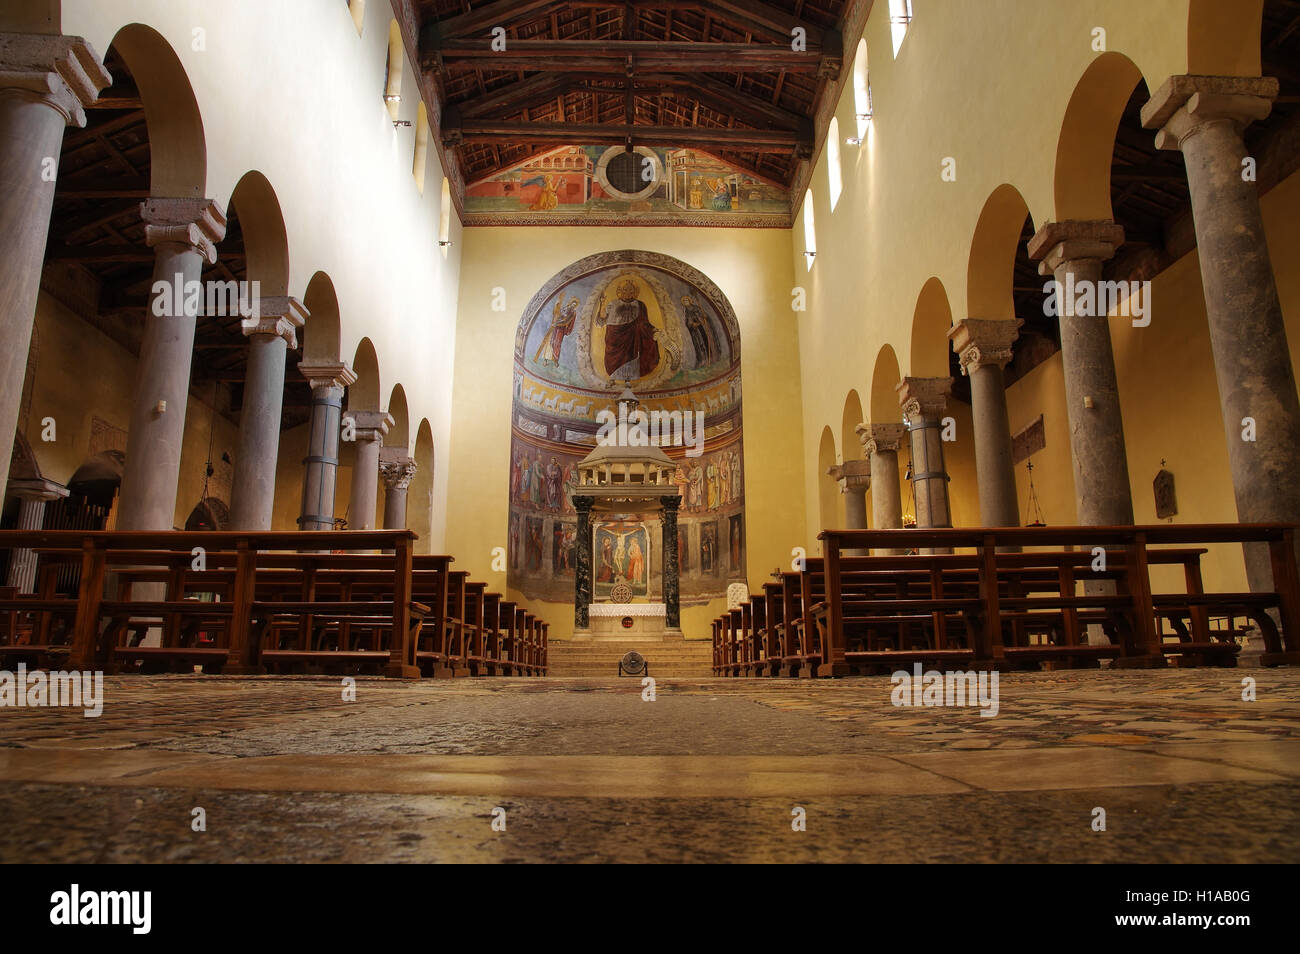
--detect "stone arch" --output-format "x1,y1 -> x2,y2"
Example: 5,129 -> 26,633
386,384 -> 410,450
302,272 -> 342,365
1188,0 -> 1263,75
226,171 -> 290,296
348,0 -> 366,35
967,184 -> 1033,320
1052,51 -> 1145,221
869,344 -> 904,423
108,23 -> 206,196
841,389 -> 864,461
816,425 -> 840,541
409,418 -> 435,552
909,277 -> 954,377
349,338 -> 381,411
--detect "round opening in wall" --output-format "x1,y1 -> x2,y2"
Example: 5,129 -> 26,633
595,146 -> 662,202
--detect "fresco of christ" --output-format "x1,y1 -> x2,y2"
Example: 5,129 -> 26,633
596,278 -> 660,380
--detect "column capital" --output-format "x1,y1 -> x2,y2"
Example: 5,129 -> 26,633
378,454 -> 417,491
1027,220 -> 1125,275
299,361 -> 357,390
896,377 -> 951,422
1141,74 -> 1277,149
574,494 -> 594,514
242,296 -> 308,348
661,493 -> 680,513
348,409 -> 392,443
827,458 -> 871,493
6,476 -> 68,502
140,197 -> 227,263
948,317 -> 1023,374
856,421 -> 907,455
0,33 -> 111,127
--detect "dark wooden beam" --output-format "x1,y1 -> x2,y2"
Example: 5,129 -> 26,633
422,0 -> 560,43
431,39 -> 824,73
46,244 -> 152,264
55,178 -> 150,199
458,72 -> 580,117
698,0 -> 825,45
446,120 -> 806,151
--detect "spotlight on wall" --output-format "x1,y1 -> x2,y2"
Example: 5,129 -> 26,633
856,111 -> 872,123
393,119 -> 412,128
384,94 -> 401,104
845,136 -> 863,146
438,240 -> 453,248
803,250 -> 816,263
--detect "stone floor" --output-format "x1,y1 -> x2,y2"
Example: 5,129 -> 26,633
1,668 -> 1297,863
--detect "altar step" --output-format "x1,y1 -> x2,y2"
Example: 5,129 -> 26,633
546,639 -> 714,677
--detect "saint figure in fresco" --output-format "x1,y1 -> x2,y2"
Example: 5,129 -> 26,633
525,173 -> 565,211
597,536 -> 615,583
627,538 -> 645,585
545,456 -> 562,511
681,295 -> 717,366
596,278 -> 660,380
535,296 -> 579,366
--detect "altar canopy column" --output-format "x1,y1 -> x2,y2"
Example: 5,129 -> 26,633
662,495 -> 681,633
574,495 -> 594,633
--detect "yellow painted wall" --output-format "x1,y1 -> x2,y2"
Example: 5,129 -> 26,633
447,227 -> 804,639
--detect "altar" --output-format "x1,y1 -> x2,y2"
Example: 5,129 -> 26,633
584,602 -> 669,640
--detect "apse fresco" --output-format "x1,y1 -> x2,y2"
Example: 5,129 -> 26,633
466,145 -> 790,227
507,251 -> 746,605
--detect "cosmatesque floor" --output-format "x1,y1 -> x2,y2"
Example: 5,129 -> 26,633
0,667 -> 1297,863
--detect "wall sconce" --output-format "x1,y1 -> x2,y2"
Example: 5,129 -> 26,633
438,240 -> 453,248
845,136 -> 863,146
803,250 -> 816,263
393,119 -> 412,128
384,94 -> 401,104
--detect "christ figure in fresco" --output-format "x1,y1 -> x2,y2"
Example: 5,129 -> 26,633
596,278 -> 660,380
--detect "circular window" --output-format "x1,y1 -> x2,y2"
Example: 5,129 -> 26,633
595,146 -> 662,201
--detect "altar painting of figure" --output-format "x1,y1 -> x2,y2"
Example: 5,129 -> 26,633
594,524 -> 650,597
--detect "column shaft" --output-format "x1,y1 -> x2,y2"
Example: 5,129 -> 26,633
299,383 -> 344,531
662,497 -> 680,630
574,498 -> 593,630
350,436 -> 382,531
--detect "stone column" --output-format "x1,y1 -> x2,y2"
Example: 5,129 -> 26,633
117,198 -> 227,530
0,34 -> 110,495
228,297 -> 306,531
5,477 -> 67,593
1143,75 -> 1300,592
297,362 -> 355,531
858,422 -> 907,554
1028,220 -> 1134,526
826,458 -> 871,554
948,318 -> 1022,527
346,410 -> 391,531
897,377 -> 953,553
574,495 -> 594,633
662,494 -> 681,633
379,448 -> 417,529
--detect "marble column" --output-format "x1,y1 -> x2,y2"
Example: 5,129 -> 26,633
296,362 -> 355,531
574,495 -> 593,632
5,477 -> 67,592
1028,220 -> 1135,527
662,494 -> 681,632
117,198 -> 227,530
1143,75 -> 1300,593
379,449 -> 417,530
826,458 -> 871,555
346,410 -> 391,531
948,318 -> 1022,528
0,34 -> 110,495
857,422 -> 907,554
897,377 -> 953,553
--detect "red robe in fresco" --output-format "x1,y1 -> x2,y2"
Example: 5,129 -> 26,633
603,298 -> 660,379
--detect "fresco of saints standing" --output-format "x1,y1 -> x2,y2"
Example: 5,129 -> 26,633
680,295 -> 717,366
597,278 -> 675,380
535,296 -> 579,366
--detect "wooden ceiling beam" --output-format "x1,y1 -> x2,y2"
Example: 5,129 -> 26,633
698,0 -> 825,45
431,39 -> 824,73
445,120 -> 806,152
421,0 -> 561,43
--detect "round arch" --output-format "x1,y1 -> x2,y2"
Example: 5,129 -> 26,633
816,425 -> 841,543
108,23 -> 206,196
869,344 -> 904,423
386,384 -> 410,451
409,419 -> 435,553
227,171 -> 290,296
349,338 -> 381,412
841,389 -> 864,461
967,184 -> 1033,320
909,277 -> 954,377
1052,52 -> 1144,221
302,271 -> 342,365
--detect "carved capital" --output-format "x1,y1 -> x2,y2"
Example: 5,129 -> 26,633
298,361 -> 357,391
378,455 -> 418,491
6,476 -> 69,502
856,421 -> 907,456
948,317 -> 1022,374
347,409 -> 392,444
896,377 -> 951,423
1027,219 -> 1125,276
242,296 -> 308,348
140,197 -> 227,263
827,458 -> 871,493
0,33 -> 111,127
1141,74 -> 1277,149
